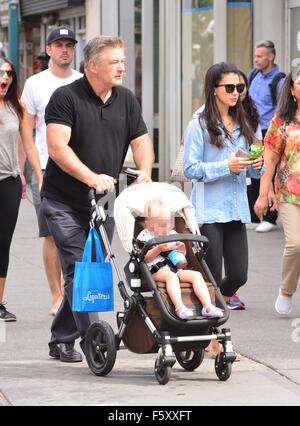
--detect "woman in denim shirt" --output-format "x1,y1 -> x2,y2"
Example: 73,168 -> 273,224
184,62 -> 264,307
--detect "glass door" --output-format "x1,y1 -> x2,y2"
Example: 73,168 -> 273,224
117,0 -> 159,180
181,0 -> 214,129
288,0 -> 300,69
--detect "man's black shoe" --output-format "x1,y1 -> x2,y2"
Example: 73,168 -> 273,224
49,345 -> 60,359
59,343 -> 83,363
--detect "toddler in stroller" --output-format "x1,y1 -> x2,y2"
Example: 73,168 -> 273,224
138,197 -> 224,320
85,182 -> 236,385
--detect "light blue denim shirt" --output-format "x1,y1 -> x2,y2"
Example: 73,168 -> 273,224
183,117 -> 264,225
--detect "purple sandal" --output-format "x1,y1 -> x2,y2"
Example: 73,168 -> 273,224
175,306 -> 194,320
201,306 -> 224,318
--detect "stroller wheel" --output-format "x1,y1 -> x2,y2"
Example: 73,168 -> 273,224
175,350 -> 204,371
215,352 -> 232,382
154,359 -> 172,385
85,321 -> 117,377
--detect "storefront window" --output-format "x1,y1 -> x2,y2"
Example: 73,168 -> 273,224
227,0 -> 253,74
135,0 -> 142,105
121,0 -> 159,179
181,0 -> 214,130
290,6 -> 300,68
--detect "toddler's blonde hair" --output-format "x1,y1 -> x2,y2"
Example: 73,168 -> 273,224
144,197 -> 172,220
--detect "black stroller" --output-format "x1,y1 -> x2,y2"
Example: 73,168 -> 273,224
85,182 -> 236,385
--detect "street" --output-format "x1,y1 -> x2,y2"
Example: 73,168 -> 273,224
0,195 -> 300,406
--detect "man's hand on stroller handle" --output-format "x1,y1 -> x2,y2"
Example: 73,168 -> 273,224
89,169 -> 151,194
126,168 -> 152,184
92,174 -> 117,194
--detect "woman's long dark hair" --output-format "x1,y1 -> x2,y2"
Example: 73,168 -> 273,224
275,71 -> 295,122
239,70 -> 260,135
0,58 -> 23,121
200,62 -> 255,148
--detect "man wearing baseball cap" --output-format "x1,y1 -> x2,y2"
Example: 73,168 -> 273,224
46,26 -> 78,45
21,26 -> 82,323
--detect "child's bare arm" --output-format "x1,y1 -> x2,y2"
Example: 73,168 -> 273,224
144,243 -> 171,263
173,241 -> 187,255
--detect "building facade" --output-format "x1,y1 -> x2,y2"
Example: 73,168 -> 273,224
1,0 -> 300,180
88,0 -> 296,180
0,0 -> 86,84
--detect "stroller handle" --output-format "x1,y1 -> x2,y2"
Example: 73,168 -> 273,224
139,234 -> 209,260
89,188 -> 96,204
88,170 -> 138,205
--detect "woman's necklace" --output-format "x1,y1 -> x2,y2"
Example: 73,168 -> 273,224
222,116 -> 234,133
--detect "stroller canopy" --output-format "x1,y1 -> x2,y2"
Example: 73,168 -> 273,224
114,182 -> 200,253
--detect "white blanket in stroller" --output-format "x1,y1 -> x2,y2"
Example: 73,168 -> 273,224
114,182 -> 200,253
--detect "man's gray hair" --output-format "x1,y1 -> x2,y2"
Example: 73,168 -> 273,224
256,40 -> 276,57
84,36 -> 124,65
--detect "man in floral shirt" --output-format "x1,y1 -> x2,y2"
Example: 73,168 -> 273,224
255,68 -> 300,316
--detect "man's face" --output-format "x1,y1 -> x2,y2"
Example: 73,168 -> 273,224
254,47 -> 274,72
94,47 -> 126,87
47,39 -> 75,68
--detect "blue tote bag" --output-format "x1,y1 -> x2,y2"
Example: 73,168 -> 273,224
72,228 -> 114,312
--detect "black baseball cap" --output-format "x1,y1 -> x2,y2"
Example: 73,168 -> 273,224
47,26 -> 78,45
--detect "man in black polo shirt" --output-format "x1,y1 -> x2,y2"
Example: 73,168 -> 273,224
42,36 -> 154,362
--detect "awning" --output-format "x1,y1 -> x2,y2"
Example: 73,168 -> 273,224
20,0 -> 84,17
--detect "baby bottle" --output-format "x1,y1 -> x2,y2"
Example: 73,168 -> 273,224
167,249 -> 188,269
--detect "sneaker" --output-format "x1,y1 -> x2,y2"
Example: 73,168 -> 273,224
0,303 -> 17,322
275,293 -> 292,315
226,297 -> 245,311
231,293 -> 246,308
256,221 -> 276,233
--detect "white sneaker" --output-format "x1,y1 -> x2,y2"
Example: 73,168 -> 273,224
275,294 -> 292,315
256,221 -> 276,233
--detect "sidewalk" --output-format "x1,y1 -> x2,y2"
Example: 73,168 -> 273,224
0,197 -> 299,406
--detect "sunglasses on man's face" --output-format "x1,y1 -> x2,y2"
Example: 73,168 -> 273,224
216,84 -> 245,94
0,70 -> 14,78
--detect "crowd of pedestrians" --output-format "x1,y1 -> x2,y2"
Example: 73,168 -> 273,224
1,28 -> 299,366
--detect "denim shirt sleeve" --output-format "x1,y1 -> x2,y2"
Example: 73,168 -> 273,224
183,119 -> 231,183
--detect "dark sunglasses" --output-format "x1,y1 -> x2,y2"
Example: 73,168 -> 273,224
216,83 -> 245,94
0,70 -> 14,78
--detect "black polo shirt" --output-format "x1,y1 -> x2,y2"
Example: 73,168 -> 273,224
41,76 -> 148,212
